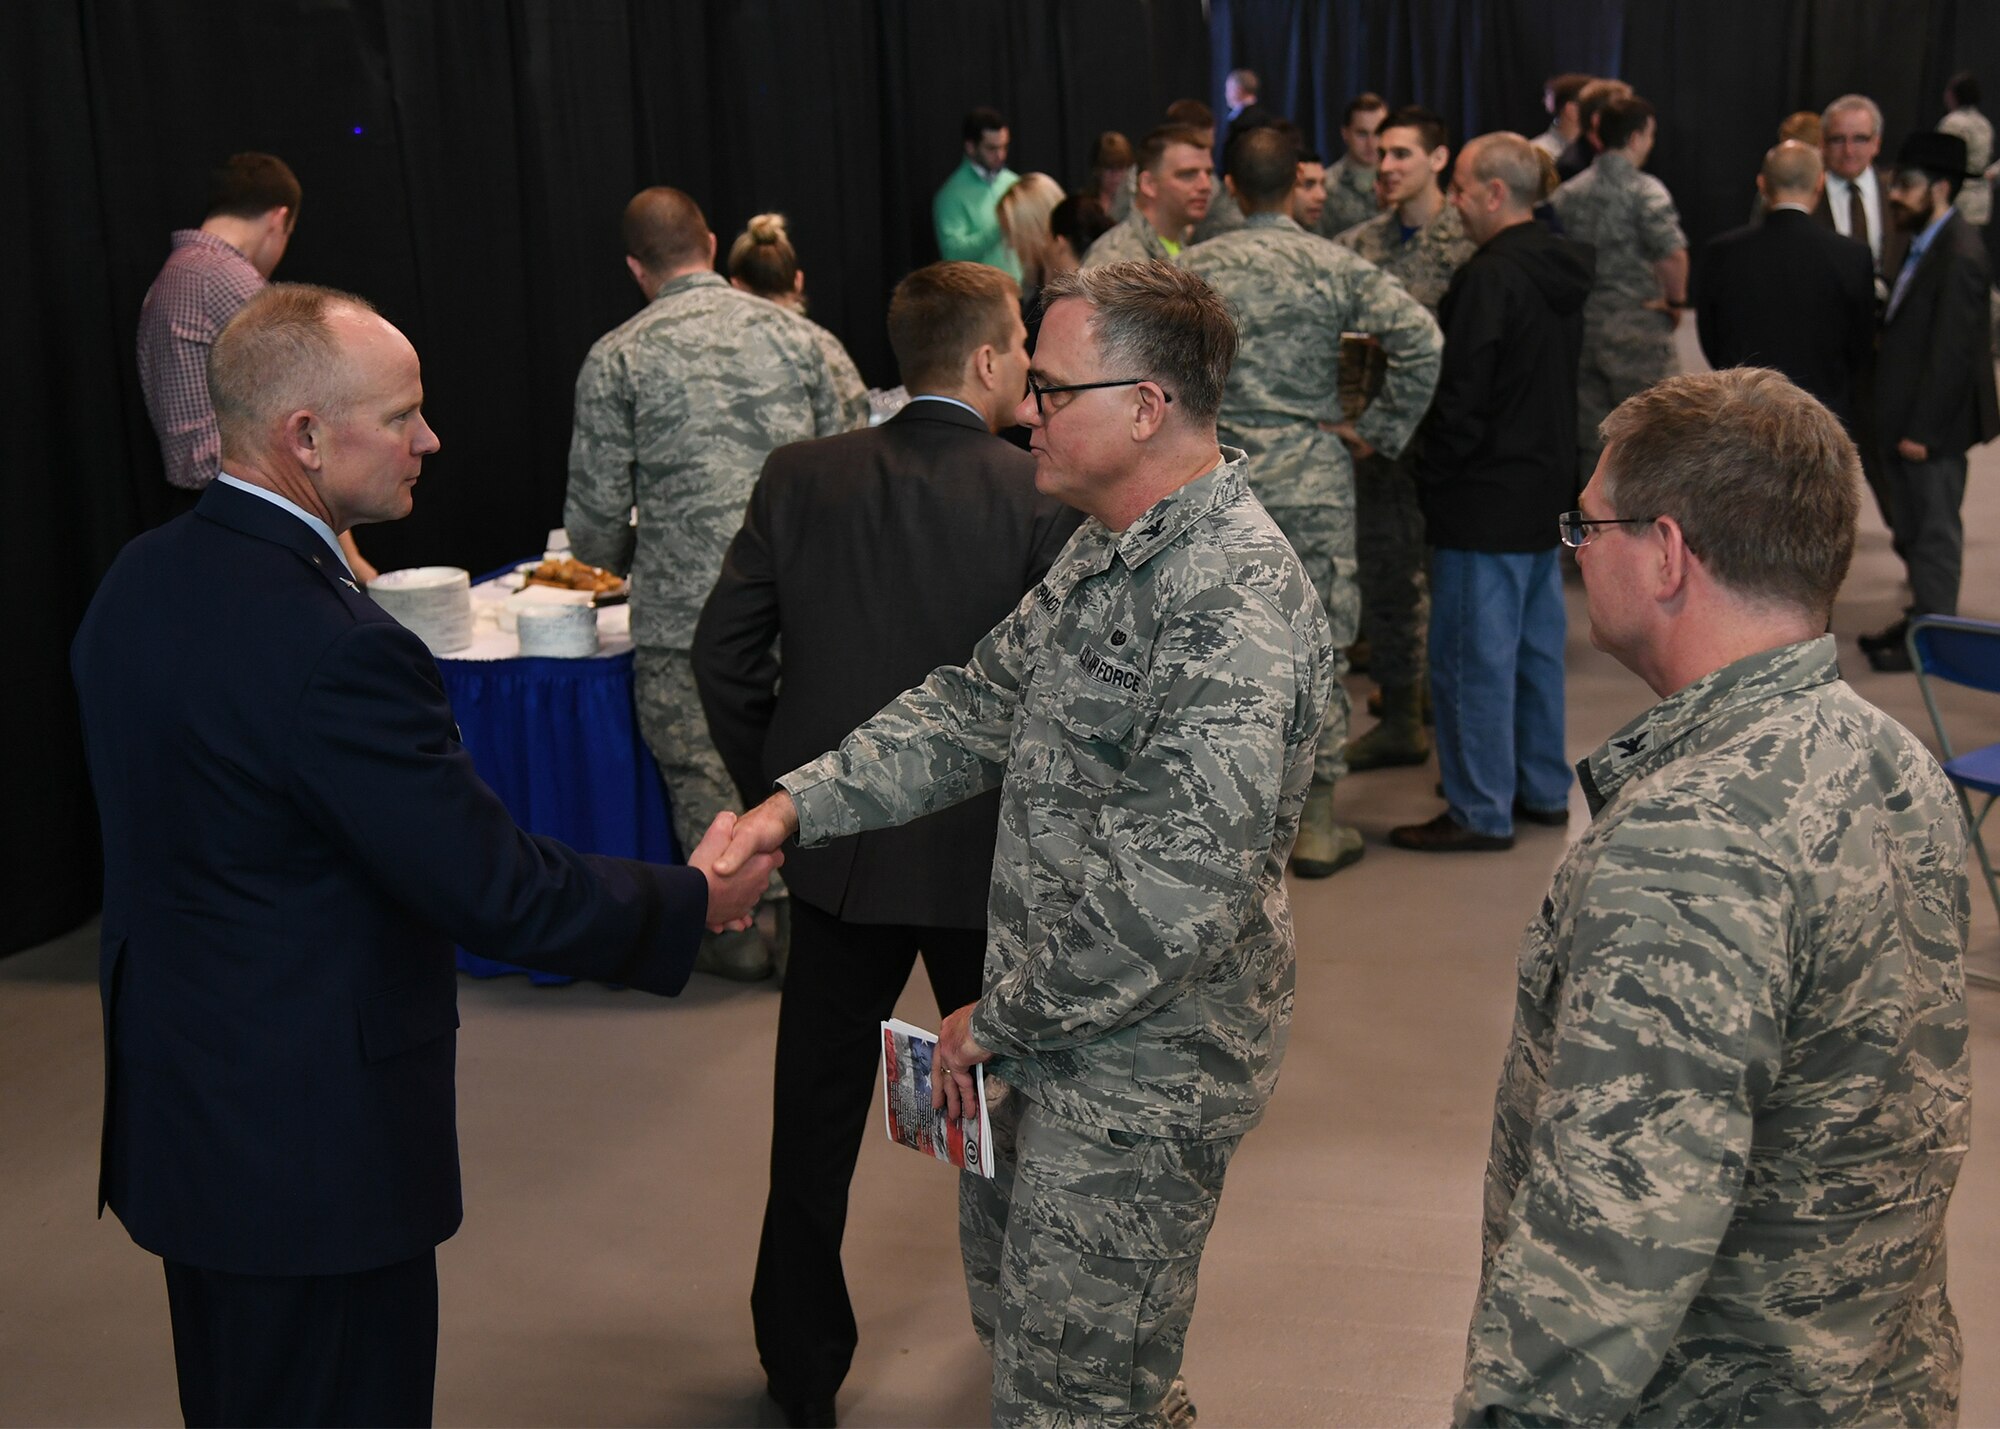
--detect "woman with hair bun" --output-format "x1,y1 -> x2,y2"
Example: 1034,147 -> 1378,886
728,212 -> 869,427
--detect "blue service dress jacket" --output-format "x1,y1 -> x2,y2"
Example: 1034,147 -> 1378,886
71,481 -> 706,1277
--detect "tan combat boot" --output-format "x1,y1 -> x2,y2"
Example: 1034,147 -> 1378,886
1345,684 -> 1432,771
1289,778 -> 1365,878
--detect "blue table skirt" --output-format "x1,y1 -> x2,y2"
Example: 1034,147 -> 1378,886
437,649 -> 678,983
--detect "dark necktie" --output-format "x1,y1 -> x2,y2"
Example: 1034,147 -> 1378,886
1848,181 -> 1871,255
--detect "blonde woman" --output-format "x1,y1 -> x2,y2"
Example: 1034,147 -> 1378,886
995,172 -> 1065,301
728,213 -> 869,428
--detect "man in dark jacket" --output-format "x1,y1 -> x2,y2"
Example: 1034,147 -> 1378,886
1698,141 -> 1875,433
1395,133 -> 1595,851
1861,131 -> 2000,670
71,283 -> 779,1427
693,261 -> 1079,1428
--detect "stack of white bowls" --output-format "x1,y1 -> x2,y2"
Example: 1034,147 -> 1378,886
367,567 -> 473,654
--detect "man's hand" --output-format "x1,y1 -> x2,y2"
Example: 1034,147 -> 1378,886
932,1002 -> 994,1121
1322,421 -> 1377,460
715,791 -> 799,877
1898,438 -> 1930,462
685,810 -> 783,932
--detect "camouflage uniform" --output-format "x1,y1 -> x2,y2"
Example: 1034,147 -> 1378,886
1180,213 -> 1443,781
566,270 -> 860,862
1459,637 -> 1971,1427
1081,208 -> 1180,268
805,316 -> 873,434
1551,152 -> 1688,482
1334,204 -> 1476,691
780,456 -> 1335,1426
1316,155 -> 1379,239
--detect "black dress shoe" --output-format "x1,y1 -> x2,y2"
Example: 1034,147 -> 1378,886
1865,641 -> 1915,673
769,1386 -> 837,1428
1389,810 -> 1515,851
1859,619 -> 1910,655
1513,798 -> 1569,827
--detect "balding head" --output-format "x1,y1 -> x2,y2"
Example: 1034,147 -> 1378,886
210,284 -> 380,462
209,283 -> 438,531
1451,134 -> 1545,245
1760,140 -> 1823,205
622,187 -> 713,281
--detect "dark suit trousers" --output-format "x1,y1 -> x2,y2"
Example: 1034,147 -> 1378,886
751,900 -> 985,1405
164,1251 -> 438,1428
1882,444 -> 1970,616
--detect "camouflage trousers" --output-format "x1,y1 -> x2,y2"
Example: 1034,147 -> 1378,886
1265,503 -> 1355,783
1575,312 -> 1675,484
960,1088 -> 1240,1428
1353,451 -> 1428,690
633,646 -> 784,900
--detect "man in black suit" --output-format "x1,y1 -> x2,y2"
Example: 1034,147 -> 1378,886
71,283 -> 780,1427
1698,141 -> 1875,430
694,261 -> 1079,1428
1862,132 -> 2000,670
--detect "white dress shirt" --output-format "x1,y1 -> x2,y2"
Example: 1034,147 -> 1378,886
1826,168 -> 1884,265
216,472 -> 355,576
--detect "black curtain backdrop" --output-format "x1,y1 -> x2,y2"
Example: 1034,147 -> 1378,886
6,0 -> 1209,956
12,0 -> 1998,954
1215,0 -> 2000,272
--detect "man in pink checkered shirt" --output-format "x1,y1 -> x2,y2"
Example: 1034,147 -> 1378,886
137,152 -> 373,576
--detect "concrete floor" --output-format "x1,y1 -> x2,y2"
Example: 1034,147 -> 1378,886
7,357 -> 2000,1426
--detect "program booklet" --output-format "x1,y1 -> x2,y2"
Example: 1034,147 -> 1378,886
880,1018 -> 995,1177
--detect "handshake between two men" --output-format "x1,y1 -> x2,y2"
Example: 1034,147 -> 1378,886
688,807 -> 786,932
715,791 -> 990,1119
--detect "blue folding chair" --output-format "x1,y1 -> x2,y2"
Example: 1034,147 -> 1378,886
1910,616 -> 2000,985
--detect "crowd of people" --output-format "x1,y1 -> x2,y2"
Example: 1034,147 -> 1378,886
81,57 -> 1995,1429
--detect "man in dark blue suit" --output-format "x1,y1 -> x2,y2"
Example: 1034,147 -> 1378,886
71,283 -> 780,1427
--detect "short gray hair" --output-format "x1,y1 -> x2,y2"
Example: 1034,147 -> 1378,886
1464,132 -> 1545,209
1822,93 -> 1883,138
209,283 -> 376,459
1039,260 -> 1236,423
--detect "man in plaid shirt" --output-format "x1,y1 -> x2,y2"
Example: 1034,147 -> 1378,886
137,152 -> 373,576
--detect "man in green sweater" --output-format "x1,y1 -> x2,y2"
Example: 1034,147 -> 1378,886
934,106 -> 1021,279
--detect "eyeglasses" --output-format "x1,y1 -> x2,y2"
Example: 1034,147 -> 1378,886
1558,510 -> 1656,548
1024,375 -> 1174,420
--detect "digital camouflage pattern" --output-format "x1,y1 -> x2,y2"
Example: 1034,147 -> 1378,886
1333,201 -> 1477,314
961,1090 -> 1237,1427
1180,213 -> 1441,775
1459,637 -> 1971,1428
1317,154 -> 1381,239
1264,501 -> 1358,779
1334,204 -> 1475,691
564,270 -> 861,650
1178,214 -> 1442,506
1551,152 -> 1688,478
632,648 -> 773,891
803,315 -> 872,436
781,454 -> 1334,1139
1081,208 -> 1180,268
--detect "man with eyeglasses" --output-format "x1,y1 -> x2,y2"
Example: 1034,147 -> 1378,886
1184,123 -> 1442,875
713,260 -> 1335,1426
1459,368 -> 1969,1426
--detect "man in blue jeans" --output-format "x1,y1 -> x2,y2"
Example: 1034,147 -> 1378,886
1395,133 -> 1596,850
